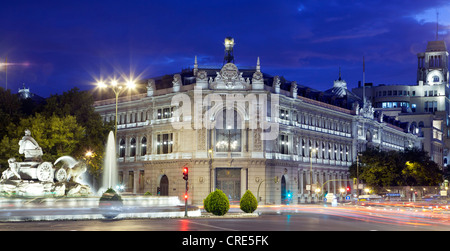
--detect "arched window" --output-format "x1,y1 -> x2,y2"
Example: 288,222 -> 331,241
433,76 -> 440,82
141,137 -> 147,155
215,109 -> 242,152
119,139 -> 125,157
130,138 -> 136,157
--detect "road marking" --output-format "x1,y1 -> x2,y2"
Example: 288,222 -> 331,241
180,219 -> 238,231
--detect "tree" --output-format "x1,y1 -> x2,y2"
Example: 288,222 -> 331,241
37,88 -> 114,186
349,147 -> 443,192
0,87 -> 22,139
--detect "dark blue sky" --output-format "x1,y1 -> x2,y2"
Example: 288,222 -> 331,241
0,0 -> 449,97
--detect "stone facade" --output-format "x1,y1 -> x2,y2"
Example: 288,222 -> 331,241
94,45 -> 421,205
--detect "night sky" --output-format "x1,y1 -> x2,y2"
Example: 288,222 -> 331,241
0,0 -> 449,98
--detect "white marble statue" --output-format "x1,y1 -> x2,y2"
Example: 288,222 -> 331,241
18,129 -> 43,160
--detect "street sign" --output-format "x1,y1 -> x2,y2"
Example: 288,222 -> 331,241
345,195 -> 351,200
325,193 -> 335,203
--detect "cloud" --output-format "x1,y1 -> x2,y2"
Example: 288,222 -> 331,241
312,28 -> 390,43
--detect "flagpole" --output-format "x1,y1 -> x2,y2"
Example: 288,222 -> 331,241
362,56 -> 365,104
5,57 -> 7,90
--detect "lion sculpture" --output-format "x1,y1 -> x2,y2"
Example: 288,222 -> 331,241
54,156 -> 87,183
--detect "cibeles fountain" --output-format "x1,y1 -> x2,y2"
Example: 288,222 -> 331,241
0,130 -> 199,220
0,129 -> 91,197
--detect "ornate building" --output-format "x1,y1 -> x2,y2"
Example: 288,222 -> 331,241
93,38 -> 421,205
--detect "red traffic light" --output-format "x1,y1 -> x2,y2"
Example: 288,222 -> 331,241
346,186 -> 350,192
183,166 -> 189,180
184,193 -> 188,200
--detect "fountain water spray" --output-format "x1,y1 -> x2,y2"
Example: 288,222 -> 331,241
102,131 -> 118,192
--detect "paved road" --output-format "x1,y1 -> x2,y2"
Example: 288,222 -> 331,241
1,205 -> 449,231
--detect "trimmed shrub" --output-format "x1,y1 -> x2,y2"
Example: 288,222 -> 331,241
240,190 -> 258,213
203,192 -> 212,213
205,189 -> 229,216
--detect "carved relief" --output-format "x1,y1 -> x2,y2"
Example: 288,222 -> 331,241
197,70 -> 207,80
253,128 -> 262,151
197,128 -> 206,150
210,63 -> 250,90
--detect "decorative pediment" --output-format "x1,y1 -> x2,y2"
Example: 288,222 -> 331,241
210,63 -> 250,90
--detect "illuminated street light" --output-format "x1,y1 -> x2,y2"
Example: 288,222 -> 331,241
85,151 -> 93,158
97,77 -> 137,138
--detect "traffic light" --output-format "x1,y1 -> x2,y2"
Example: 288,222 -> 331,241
184,193 -> 188,200
346,186 -> 351,193
183,166 -> 188,180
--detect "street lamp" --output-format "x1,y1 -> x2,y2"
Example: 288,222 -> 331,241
85,150 -> 93,158
97,77 -> 137,139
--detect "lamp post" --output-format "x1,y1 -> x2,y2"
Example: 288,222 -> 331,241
97,77 -> 136,140
356,153 -> 362,197
208,148 -> 213,193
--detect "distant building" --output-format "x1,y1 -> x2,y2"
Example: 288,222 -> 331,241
17,84 -> 45,103
352,40 -> 448,167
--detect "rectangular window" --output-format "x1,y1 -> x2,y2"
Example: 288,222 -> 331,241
157,109 -> 162,119
280,109 -> 289,120
157,107 -> 174,119
163,107 -> 171,119
280,134 -> 289,154
128,171 -> 134,193
157,133 -> 173,154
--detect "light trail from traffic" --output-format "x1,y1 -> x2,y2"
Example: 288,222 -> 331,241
247,204 -> 450,228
